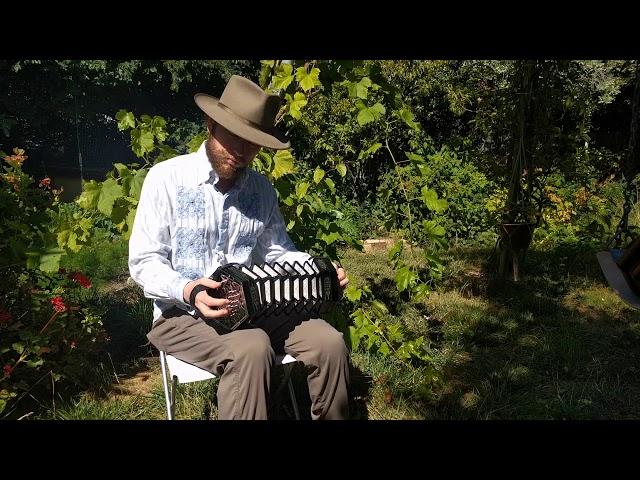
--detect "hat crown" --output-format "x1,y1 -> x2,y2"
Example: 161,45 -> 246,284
219,75 -> 281,128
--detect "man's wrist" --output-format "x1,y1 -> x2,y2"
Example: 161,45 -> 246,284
182,280 -> 196,303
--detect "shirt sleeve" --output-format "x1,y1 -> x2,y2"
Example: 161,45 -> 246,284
253,183 -> 312,266
128,167 -> 192,309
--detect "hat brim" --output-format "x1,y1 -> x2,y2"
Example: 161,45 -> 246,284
194,93 -> 290,150
597,250 -> 640,310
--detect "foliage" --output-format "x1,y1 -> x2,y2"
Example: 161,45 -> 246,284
0,148 -> 107,416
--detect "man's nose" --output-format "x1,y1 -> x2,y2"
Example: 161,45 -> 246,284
233,141 -> 254,157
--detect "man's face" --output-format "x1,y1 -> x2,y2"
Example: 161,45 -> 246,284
205,120 -> 261,181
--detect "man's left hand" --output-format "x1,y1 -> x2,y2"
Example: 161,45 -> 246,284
336,266 -> 349,289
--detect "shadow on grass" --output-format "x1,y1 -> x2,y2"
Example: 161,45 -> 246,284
359,243 -> 640,419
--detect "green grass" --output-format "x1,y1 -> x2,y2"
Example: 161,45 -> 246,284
23,241 -> 640,420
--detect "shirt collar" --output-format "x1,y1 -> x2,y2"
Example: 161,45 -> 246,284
194,140 -> 249,191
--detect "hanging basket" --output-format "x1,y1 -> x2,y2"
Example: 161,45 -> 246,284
497,222 -> 536,250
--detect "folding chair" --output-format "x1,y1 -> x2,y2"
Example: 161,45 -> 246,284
159,351 -> 300,420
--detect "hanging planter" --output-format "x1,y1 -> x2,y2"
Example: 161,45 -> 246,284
497,221 -> 536,251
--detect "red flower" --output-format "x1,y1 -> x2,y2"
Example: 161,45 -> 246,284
3,364 -> 13,377
0,308 -> 12,326
39,177 -> 51,188
70,340 -> 77,349
50,296 -> 67,313
69,272 -> 92,289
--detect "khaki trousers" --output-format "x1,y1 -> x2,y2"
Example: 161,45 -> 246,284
148,308 -> 350,420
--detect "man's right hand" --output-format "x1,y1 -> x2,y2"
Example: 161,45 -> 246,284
183,278 -> 230,319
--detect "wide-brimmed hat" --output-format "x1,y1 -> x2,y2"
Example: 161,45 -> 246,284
194,75 -> 290,150
597,237 -> 640,310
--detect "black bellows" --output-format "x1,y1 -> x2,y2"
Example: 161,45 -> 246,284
196,257 -> 341,333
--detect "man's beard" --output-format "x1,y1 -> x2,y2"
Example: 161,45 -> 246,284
205,139 -> 247,180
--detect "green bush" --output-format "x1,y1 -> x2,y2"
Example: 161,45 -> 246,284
0,148 -> 107,417
377,136 -> 496,243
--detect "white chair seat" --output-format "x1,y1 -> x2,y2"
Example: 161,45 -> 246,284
160,351 -> 300,419
165,353 -> 297,384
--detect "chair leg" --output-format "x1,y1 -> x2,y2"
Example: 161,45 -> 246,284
282,363 -> 301,420
170,375 -> 178,420
160,351 -> 173,420
287,375 -> 300,420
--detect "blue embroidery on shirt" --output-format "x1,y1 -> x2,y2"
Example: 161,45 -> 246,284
175,265 -> 203,280
177,186 -> 205,218
176,228 -> 205,259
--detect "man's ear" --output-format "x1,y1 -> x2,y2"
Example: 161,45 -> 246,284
206,117 -> 215,135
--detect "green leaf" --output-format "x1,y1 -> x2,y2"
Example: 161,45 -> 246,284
321,232 -> 342,245
97,178 -> 123,216
413,283 -> 431,301
272,150 -> 296,179
396,107 -> 420,130
273,63 -> 294,90
130,168 -> 148,200
324,177 -> 335,193
386,324 -> 405,343
388,240 -> 403,263
187,131 -> 208,153
115,110 -> 135,131
39,247 -> 65,273
124,208 -> 138,240
313,167 -> 325,184
344,285 -> 363,303
394,266 -> 416,292
286,219 -> 295,231
77,180 -> 101,210
371,300 -> 389,317
356,102 -> 386,126
405,152 -> 424,163
347,77 -> 372,99
421,187 -> 448,213
113,163 -> 130,178
422,220 -> 446,238
336,163 -> 347,178
295,67 -> 321,92
57,229 -> 70,248
358,142 -> 382,160
295,181 -> 310,199
151,116 -> 168,141
371,102 -> 386,115
357,108 -> 375,126
12,342 -> 24,354
296,204 -> 304,217
348,326 -> 362,351
378,342 -> 391,356
131,129 -> 155,158
67,231 -> 80,252
287,92 -> 308,119
417,163 -> 431,177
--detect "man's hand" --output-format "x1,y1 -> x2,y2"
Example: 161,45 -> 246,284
336,266 -> 349,289
183,278 -> 230,319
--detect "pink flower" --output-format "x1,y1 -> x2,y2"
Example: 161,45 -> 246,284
69,272 -> 92,289
70,340 -> 77,349
3,364 -> 13,377
50,296 -> 67,313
